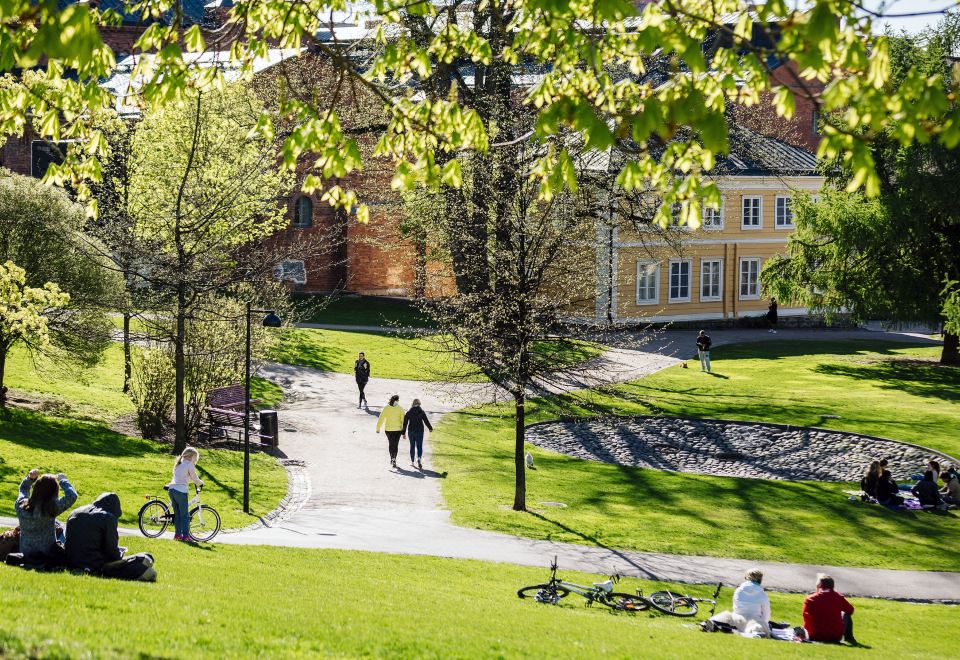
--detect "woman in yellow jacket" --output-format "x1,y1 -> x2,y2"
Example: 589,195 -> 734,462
376,394 -> 406,468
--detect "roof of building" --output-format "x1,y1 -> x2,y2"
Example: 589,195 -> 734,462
716,125 -> 819,175
59,1 -> 208,25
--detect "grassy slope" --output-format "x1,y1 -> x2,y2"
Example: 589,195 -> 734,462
3,345 -> 287,530
0,541 -> 953,658
433,340 -> 960,571
0,409 -> 287,530
294,295 -> 434,327
271,327 -> 602,382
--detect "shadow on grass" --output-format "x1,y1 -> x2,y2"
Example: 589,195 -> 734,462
709,340 -> 938,363
814,360 -> 960,402
0,407 -> 158,458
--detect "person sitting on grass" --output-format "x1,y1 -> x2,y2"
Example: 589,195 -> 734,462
801,574 -> 856,645
876,460 -> 904,507
732,568 -> 771,637
911,470 -> 943,507
941,467 -> 960,506
859,461 -> 881,499
64,493 -> 156,581
15,469 -> 77,564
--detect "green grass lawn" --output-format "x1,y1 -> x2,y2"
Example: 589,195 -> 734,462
271,327 -> 603,382
0,408 -> 287,530
4,344 -> 133,421
433,340 -> 960,571
0,541 -> 953,658
293,294 -> 434,327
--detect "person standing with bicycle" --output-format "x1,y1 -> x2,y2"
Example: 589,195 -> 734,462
376,394 -> 405,468
168,447 -> 203,542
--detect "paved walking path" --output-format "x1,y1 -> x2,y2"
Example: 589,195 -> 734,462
208,328 -> 959,601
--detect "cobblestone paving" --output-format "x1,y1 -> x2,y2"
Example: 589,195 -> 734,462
527,416 -> 958,482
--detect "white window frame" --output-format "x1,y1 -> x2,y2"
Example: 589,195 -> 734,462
636,261 -> 660,305
701,199 -> 724,230
739,257 -> 762,300
741,195 -> 762,230
668,258 -> 692,303
700,258 -> 723,302
775,195 -> 795,229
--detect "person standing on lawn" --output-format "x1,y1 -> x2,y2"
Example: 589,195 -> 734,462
376,394 -> 405,468
168,447 -> 203,542
354,352 -> 371,409
402,398 -> 433,470
767,298 -> 779,333
696,330 -> 712,373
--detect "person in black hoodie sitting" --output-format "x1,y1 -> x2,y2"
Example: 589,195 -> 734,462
911,471 -> 943,507
402,398 -> 433,470
64,493 -> 156,581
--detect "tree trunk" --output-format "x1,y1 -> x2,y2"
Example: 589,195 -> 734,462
0,346 -> 7,405
174,290 -> 187,454
513,391 -> 526,511
122,313 -> 131,394
941,331 -> 960,365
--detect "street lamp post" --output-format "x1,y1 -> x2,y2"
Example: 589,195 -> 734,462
244,303 -> 282,513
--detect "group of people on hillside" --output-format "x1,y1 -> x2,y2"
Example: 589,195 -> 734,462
5,470 -> 156,580
3,446 -> 208,580
356,352 -> 435,470
860,457 -> 959,508
708,570 -> 856,645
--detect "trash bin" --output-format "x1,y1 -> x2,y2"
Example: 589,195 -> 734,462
259,410 -> 279,447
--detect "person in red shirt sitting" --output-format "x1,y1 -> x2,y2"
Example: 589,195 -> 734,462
802,574 -> 856,644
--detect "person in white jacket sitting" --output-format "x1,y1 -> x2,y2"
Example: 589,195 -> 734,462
732,568 -> 772,636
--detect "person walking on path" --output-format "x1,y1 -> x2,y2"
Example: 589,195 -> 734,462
402,398 -> 433,470
354,352 -> 371,409
376,394 -> 406,468
167,447 -> 203,542
16,469 -> 77,562
767,298 -> 778,333
696,330 -> 712,373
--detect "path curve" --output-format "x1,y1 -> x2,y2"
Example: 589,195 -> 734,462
211,328 -> 960,602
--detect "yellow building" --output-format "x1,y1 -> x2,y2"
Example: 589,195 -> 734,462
595,137 -> 823,324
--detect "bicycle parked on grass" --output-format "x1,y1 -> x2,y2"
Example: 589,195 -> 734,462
638,582 -> 723,617
517,557 -> 649,611
137,485 -> 221,542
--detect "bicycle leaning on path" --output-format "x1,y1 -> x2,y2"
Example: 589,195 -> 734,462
137,485 -> 221,542
517,557 -> 649,611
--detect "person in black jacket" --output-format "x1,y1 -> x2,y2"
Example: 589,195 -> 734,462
354,352 -> 371,408
767,298 -> 778,333
402,398 -> 433,469
64,493 -> 156,581
911,471 -> 943,507
696,330 -> 712,373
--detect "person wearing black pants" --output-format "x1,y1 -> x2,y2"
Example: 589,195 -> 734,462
402,398 -> 433,470
354,352 -> 370,408
767,298 -> 778,333
376,394 -> 406,468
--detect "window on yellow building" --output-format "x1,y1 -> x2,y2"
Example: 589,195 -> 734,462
636,261 -> 660,305
741,196 -> 762,229
701,259 -> 722,301
775,196 -> 794,228
702,203 -> 723,229
668,259 -> 691,303
739,257 -> 761,299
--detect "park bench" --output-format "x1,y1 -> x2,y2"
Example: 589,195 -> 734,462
207,384 -> 259,411
204,384 -> 276,446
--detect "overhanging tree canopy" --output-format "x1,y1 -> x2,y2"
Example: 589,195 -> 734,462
2,1 -> 960,219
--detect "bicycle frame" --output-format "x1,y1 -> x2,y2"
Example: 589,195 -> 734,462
544,558 -> 619,604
